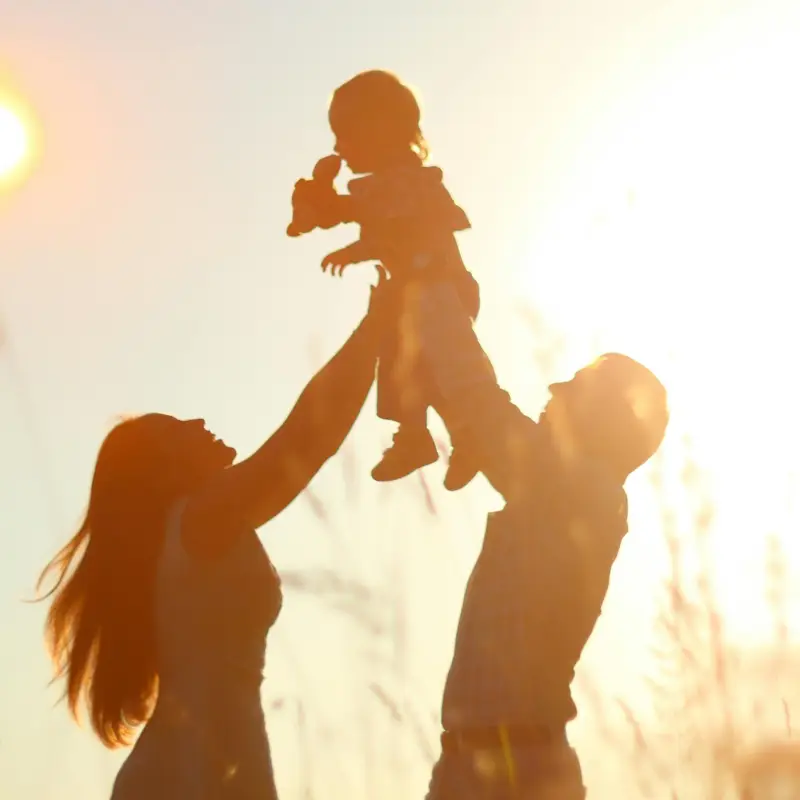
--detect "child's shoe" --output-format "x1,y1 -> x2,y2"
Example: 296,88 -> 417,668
443,445 -> 480,492
371,425 -> 439,482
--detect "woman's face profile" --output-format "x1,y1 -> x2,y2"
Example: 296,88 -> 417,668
141,413 -> 237,484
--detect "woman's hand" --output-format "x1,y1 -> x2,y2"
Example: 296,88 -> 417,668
183,265 -> 390,551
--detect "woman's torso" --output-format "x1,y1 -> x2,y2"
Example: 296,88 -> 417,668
111,500 -> 283,800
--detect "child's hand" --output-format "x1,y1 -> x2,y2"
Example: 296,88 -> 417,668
287,179 -> 319,237
321,246 -> 354,277
287,155 -> 343,238
321,241 -> 375,277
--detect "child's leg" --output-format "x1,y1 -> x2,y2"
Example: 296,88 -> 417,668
370,405 -> 438,482
373,276 -> 488,489
372,314 -> 438,482
407,277 -> 496,491
442,436 -> 481,492
438,271 -> 484,491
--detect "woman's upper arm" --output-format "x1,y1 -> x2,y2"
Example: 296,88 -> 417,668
179,283 -> 381,559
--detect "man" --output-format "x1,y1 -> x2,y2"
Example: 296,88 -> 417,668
415,284 -> 670,798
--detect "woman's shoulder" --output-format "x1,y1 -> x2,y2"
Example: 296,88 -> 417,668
162,493 -> 256,568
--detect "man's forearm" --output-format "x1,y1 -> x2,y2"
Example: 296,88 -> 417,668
415,282 -> 533,500
439,383 -> 536,501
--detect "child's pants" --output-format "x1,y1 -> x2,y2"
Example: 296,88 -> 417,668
376,271 -> 483,426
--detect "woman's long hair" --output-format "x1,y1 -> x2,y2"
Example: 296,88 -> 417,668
37,416 -> 175,748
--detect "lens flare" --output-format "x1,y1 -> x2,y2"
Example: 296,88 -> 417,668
0,106 -> 29,177
0,89 -> 38,191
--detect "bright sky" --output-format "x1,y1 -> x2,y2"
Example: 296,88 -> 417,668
2,0 -> 800,797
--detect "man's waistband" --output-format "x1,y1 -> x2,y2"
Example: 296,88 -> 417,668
440,724 -> 567,755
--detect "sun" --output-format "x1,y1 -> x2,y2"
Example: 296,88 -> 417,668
0,102 -> 32,185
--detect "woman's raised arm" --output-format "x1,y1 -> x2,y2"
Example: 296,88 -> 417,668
183,285 -> 391,553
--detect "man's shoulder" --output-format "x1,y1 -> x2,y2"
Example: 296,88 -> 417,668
490,399 -> 542,448
495,411 -> 558,494
496,435 -> 630,539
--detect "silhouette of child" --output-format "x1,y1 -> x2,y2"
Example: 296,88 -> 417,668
288,70 -> 490,490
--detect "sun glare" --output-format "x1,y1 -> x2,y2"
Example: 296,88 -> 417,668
0,101 -> 33,186
526,9 -> 800,449
520,7 -> 800,635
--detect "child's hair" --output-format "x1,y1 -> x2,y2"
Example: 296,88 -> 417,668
329,70 -> 429,162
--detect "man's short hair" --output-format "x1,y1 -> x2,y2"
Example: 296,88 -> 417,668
590,353 -> 669,473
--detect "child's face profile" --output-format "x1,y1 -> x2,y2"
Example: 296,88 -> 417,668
329,99 -> 404,175
331,122 -> 377,175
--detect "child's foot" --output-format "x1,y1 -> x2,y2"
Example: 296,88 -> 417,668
371,426 -> 439,482
443,446 -> 480,492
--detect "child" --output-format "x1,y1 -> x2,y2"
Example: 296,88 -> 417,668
288,70 -> 493,490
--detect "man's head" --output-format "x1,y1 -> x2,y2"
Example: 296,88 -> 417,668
541,353 -> 669,480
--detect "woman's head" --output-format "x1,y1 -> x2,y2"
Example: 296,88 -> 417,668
37,413 -> 235,747
329,70 -> 428,174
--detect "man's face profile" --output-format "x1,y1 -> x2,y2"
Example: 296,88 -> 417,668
544,354 -> 669,475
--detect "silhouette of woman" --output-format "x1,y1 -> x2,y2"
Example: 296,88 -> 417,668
36,282 -> 390,799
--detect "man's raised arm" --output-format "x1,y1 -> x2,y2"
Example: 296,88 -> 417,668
415,283 -> 541,501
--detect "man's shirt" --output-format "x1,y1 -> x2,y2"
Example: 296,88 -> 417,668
441,420 -> 629,730
409,268 -> 631,731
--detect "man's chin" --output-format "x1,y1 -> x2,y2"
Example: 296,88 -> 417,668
216,444 -> 237,467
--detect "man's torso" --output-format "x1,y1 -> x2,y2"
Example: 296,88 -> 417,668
442,426 -> 629,731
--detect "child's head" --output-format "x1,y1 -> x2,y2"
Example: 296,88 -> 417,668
329,70 -> 428,174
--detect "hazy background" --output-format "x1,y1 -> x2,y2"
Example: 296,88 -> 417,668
2,1 -> 800,797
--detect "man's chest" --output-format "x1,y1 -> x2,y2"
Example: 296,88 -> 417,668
460,495 -> 627,638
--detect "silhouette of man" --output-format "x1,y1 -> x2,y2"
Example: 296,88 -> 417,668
413,285 -> 669,799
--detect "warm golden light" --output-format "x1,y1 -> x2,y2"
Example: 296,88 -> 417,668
0,87 -> 38,192
0,105 -> 29,180
520,8 -> 800,642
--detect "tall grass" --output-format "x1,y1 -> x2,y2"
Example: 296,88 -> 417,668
273,310 -> 800,800
9,298 -> 799,798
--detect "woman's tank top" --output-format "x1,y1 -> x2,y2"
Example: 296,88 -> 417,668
111,499 -> 283,800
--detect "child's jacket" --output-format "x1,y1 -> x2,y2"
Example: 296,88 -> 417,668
347,165 -> 475,294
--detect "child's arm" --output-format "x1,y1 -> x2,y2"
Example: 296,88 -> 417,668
332,194 -> 359,225
318,170 -> 470,279
321,239 -> 378,275
287,155 -> 351,237
318,216 -> 444,279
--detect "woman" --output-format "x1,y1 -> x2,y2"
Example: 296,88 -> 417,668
36,283 -> 390,799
